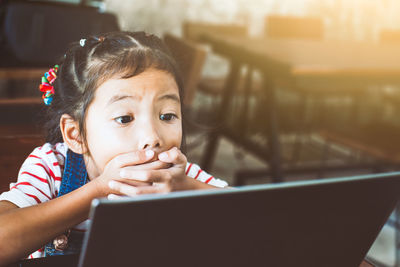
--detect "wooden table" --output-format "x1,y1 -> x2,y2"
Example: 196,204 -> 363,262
199,34 -> 400,182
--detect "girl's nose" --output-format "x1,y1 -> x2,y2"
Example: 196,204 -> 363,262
138,122 -> 162,150
141,138 -> 161,150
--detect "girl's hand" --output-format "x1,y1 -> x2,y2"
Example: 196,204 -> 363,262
108,147 -> 193,196
93,150 -> 170,197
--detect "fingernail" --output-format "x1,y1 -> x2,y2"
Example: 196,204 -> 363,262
145,150 -> 154,158
108,180 -> 116,189
159,152 -> 168,161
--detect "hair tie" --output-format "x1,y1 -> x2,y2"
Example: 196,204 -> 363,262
39,65 -> 59,105
80,39 -> 86,47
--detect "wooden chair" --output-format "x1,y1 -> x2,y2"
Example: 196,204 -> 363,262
182,22 -> 250,98
264,16 -> 325,164
265,16 -> 359,167
183,22 -> 247,43
163,33 -> 207,107
181,21 -> 259,139
0,134 -> 45,194
265,15 -> 324,40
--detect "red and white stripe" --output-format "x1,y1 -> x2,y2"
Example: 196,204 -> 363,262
1,143 -> 66,207
185,163 -> 227,188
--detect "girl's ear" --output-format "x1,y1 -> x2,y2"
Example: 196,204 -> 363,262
60,114 -> 87,154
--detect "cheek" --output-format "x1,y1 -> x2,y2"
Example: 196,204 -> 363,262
85,117 -> 130,170
164,123 -> 182,148
175,119 -> 183,147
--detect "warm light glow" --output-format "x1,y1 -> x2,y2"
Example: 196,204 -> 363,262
106,0 -> 400,41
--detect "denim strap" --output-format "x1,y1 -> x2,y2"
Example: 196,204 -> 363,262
44,149 -> 88,257
58,149 -> 88,197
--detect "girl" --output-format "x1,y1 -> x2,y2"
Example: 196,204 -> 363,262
0,31 -> 227,264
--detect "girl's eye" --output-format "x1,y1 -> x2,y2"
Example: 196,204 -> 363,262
115,115 -> 133,124
160,113 -> 177,121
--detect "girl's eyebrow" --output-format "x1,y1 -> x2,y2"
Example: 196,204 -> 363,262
107,94 -> 137,105
158,93 -> 180,103
107,93 -> 180,106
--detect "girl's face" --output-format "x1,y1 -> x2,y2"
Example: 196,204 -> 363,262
83,68 -> 182,179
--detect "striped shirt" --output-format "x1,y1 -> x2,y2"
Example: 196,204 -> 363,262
0,142 -> 228,258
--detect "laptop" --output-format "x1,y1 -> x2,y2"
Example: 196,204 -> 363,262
76,172 -> 400,267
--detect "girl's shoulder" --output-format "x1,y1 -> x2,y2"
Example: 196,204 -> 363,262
0,143 -> 68,207
36,142 -> 68,155
23,142 -> 68,168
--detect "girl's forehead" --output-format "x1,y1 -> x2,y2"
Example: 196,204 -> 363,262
103,69 -> 176,87
94,69 -> 179,104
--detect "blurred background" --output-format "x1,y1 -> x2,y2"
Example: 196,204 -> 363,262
107,0 -> 400,41
1,0 -> 400,266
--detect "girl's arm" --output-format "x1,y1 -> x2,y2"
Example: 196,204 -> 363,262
0,178 -> 102,265
0,150 -> 154,265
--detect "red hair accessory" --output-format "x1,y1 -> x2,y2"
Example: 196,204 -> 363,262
39,65 -> 59,105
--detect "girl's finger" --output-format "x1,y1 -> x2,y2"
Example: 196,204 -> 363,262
108,180 -> 139,196
135,184 -> 169,195
123,160 -> 171,171
112,150 -> 155,168
158,147 -> 186,166
116,179 -> 152,187
119,169 -> 169,183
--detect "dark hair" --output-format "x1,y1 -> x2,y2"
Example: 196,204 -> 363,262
43,31 -> 185,152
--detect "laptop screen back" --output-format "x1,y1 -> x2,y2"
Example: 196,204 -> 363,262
78,172 -> 400,267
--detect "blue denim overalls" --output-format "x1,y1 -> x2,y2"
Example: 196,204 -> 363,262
44,150 -> 88,256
